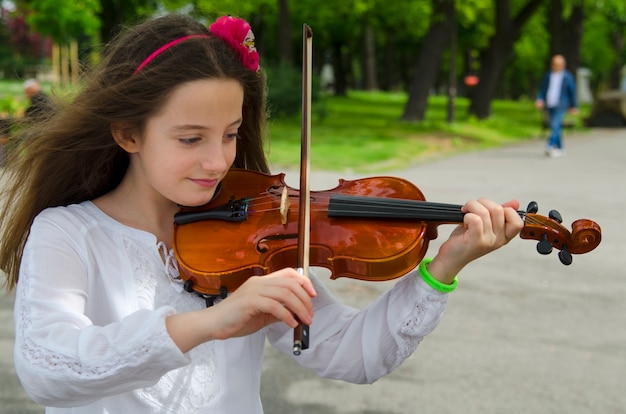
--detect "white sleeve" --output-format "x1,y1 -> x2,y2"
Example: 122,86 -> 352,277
13,215 -> 190,407
267,269 -> 448,384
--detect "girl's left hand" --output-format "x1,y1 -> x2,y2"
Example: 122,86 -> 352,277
427,198 -> 524,283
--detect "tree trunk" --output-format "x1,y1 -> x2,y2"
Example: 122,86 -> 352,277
52,43 -> 60,85
381,30 -> 398,90
60,43 -> 69,86
547,0 -> 563,65
608,31 -> 624,90
277,0 -> 293,64
563,3 -> 584,75
70,40 -> 79,84
548,0 -> 584,76
469,45 -> 509,118
332,41 -> 348,96
468,0 -> 544,119
98,0 -> 124,43
363,25 -> 379,90
400,0 -> 455,122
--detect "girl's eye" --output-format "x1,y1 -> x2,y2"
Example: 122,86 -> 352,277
179,137 -> 201,145
225,133 -> 241,141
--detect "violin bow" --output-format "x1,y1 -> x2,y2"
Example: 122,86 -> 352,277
293,24 -> 313,356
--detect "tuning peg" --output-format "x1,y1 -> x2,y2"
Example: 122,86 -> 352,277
537,233 -> 553,255
558,245 -> 573,265
548,209 -> 563,223
526,201 -> 539,214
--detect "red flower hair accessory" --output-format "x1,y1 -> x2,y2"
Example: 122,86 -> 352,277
210,16 -> 260,72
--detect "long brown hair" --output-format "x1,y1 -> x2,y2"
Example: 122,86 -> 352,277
0,14 -> 269,291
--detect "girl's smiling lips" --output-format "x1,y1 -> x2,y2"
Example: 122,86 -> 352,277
189,177 -> 220,188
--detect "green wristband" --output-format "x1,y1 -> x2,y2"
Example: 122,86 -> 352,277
418,258 -> 458,293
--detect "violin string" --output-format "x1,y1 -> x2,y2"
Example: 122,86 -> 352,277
240,189 -> 550,226
249,191 -> 465,212
246,195 -> 458,213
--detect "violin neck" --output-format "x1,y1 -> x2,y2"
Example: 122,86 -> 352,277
328,194 -> 465,223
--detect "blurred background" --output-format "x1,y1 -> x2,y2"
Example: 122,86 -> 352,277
1,0 -> 626,171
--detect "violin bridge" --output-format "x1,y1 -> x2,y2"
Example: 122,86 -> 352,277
280,186 -> 290,225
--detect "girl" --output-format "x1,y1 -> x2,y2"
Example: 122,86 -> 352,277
0,13 -> 523,413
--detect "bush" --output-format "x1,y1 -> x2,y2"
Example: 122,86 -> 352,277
264,63 -> 320,119
0,94 -> 22,117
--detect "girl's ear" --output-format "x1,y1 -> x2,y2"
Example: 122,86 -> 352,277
111,123 -> 139,153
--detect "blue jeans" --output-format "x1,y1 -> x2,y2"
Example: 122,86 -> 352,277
547,107 -> 567,149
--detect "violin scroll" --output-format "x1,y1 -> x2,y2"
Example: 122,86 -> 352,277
519,202 -> 601,265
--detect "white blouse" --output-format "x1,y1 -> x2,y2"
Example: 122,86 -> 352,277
14,201 -> 448,413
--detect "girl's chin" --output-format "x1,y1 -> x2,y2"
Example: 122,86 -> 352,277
175,199 -> 212,209
168,185 -> 219,208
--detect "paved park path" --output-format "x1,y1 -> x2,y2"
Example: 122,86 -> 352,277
1,128 -> 624,413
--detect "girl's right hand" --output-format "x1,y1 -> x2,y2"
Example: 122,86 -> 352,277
166,268 -> 316,353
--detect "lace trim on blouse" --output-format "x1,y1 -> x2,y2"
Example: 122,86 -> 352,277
394,279 -> 448,368
157,241 -> 184,293
16,234 -> 221,412
128,238 -> 221,411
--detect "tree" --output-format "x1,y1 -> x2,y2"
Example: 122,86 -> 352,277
592,0 -> 626,89
468,0 -> 544,119
277,0 -> 293,64
288,0 -> 366,95
547,0 -> 583,75
400,0 -> 455,122
21,0 -> 101,84
98,0 -> 157,43
503,10 -> 548,99
23,0 -> 100,44
398,0 -> 496,121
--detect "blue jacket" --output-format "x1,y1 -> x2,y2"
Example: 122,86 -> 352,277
537,70 -> 578,110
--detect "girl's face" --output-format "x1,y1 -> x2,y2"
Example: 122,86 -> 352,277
130,78 -> 243,207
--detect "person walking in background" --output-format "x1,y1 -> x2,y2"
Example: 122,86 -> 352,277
535,55 -> 578,158
23,79 -> 53,119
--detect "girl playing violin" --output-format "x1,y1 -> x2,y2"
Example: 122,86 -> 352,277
0,13 -> 523,414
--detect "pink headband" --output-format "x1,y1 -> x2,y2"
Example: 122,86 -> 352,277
133,16 -> 260,75
133,34 -> 209,75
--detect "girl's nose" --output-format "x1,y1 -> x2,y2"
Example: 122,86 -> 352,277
200,140 -> 231,172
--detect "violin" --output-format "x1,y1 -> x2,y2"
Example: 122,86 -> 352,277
172,24 -> 601,355
172,168 -> 602,298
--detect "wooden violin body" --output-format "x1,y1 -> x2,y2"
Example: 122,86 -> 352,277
174,170 -> 434,295
173,169 -> 602,297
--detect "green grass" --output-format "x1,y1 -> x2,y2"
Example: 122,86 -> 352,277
0,80 -> 590,172
267,90 -> 590,172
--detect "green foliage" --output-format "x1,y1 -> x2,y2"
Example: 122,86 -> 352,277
264,63 -> 321,119
265,63 -> 304,119
513,11 -> 548,74
581,13 -> 616,84
370,0 -> 431,38
0,94 -> 22,117
4,0 -> 623,124
0,54 -> 40,80
581,0 -> 626,87
456,0 -> 494,49
25,0 -> 101,43
503,9 -> 548,99
184,0 -> 274,18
